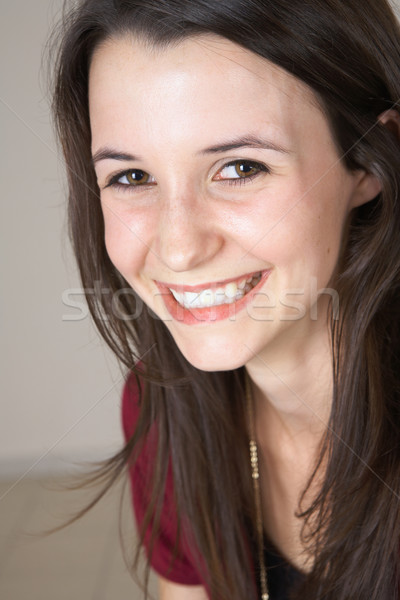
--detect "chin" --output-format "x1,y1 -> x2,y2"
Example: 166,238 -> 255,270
174,339 -> 249,373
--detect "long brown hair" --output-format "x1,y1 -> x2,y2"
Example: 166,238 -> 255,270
50,1 -> 400,598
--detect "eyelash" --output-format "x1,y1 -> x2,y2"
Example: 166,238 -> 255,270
217,160 -> 270,186
104,160 -> 270,192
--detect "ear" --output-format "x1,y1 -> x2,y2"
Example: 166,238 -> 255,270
349,169 -> 382,209
378,108 -> 400,140
350,108 -> 400,209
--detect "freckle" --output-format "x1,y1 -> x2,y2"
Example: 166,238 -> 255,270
327,247 -> 330,254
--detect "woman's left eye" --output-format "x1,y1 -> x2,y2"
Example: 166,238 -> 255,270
213,160 -> 269,184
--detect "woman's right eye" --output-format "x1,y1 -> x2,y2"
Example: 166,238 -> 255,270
106,169 -> 156,190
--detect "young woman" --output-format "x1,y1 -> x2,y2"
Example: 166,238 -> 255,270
51,0 -> 400,598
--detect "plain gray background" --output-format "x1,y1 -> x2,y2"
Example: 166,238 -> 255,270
1,0 -> 123,479
1,0 -> 400,480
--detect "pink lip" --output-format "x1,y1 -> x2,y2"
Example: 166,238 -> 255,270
155,270 -> 263,293
154,269 -> 272,326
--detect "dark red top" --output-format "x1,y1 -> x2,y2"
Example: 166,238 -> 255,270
122,373 -> 303,599
121,374 -> 206,587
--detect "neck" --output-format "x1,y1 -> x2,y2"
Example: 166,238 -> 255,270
244,312 -> 333,572
245,312 -> 333,447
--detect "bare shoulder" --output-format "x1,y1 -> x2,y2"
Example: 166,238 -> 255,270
158,576 -> 208,600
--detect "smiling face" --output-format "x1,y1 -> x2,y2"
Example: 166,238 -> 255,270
89,35 -> 379,371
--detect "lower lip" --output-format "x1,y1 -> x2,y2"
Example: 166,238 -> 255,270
155,270 -> 272,326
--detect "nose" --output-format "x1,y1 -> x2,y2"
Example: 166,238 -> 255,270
153,191 -> 224,273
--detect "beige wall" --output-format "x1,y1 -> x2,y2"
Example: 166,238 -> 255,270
1,0 -> 123,478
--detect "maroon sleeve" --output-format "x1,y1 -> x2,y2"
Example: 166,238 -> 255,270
121,373 -> 204,586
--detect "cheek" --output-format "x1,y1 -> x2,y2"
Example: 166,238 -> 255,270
249,197 -> 347,283
101,204 -> 146,278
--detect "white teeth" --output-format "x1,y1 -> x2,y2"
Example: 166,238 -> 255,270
171,289 -> 183,304
225,282 -> 238,298
185,291 -> 199,306
168,272 -> 262,309
214,289 -> 226,305
199,289 -> 214,306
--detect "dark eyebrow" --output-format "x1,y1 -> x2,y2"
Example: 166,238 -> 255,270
198,135 -> 290,155
92,147 -> 141,166
92,135 -> 290,166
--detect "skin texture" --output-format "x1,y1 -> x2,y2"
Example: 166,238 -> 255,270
89,35 -> 381,576
158,577 -> 208,600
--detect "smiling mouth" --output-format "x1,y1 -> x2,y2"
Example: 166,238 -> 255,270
165,272 -> 263,309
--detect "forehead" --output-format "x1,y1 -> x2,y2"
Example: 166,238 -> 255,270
89,34 -> 325,152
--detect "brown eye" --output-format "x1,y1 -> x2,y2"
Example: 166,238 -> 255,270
106,169 -> 155,190
123,170 -> 150,185
234,161 -> 260,177
214,160 -> 267,183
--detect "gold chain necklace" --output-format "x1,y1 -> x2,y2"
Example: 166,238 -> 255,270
246,376 -> 270,600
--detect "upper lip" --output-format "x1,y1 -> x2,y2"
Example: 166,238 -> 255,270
155,269 -> 267,293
